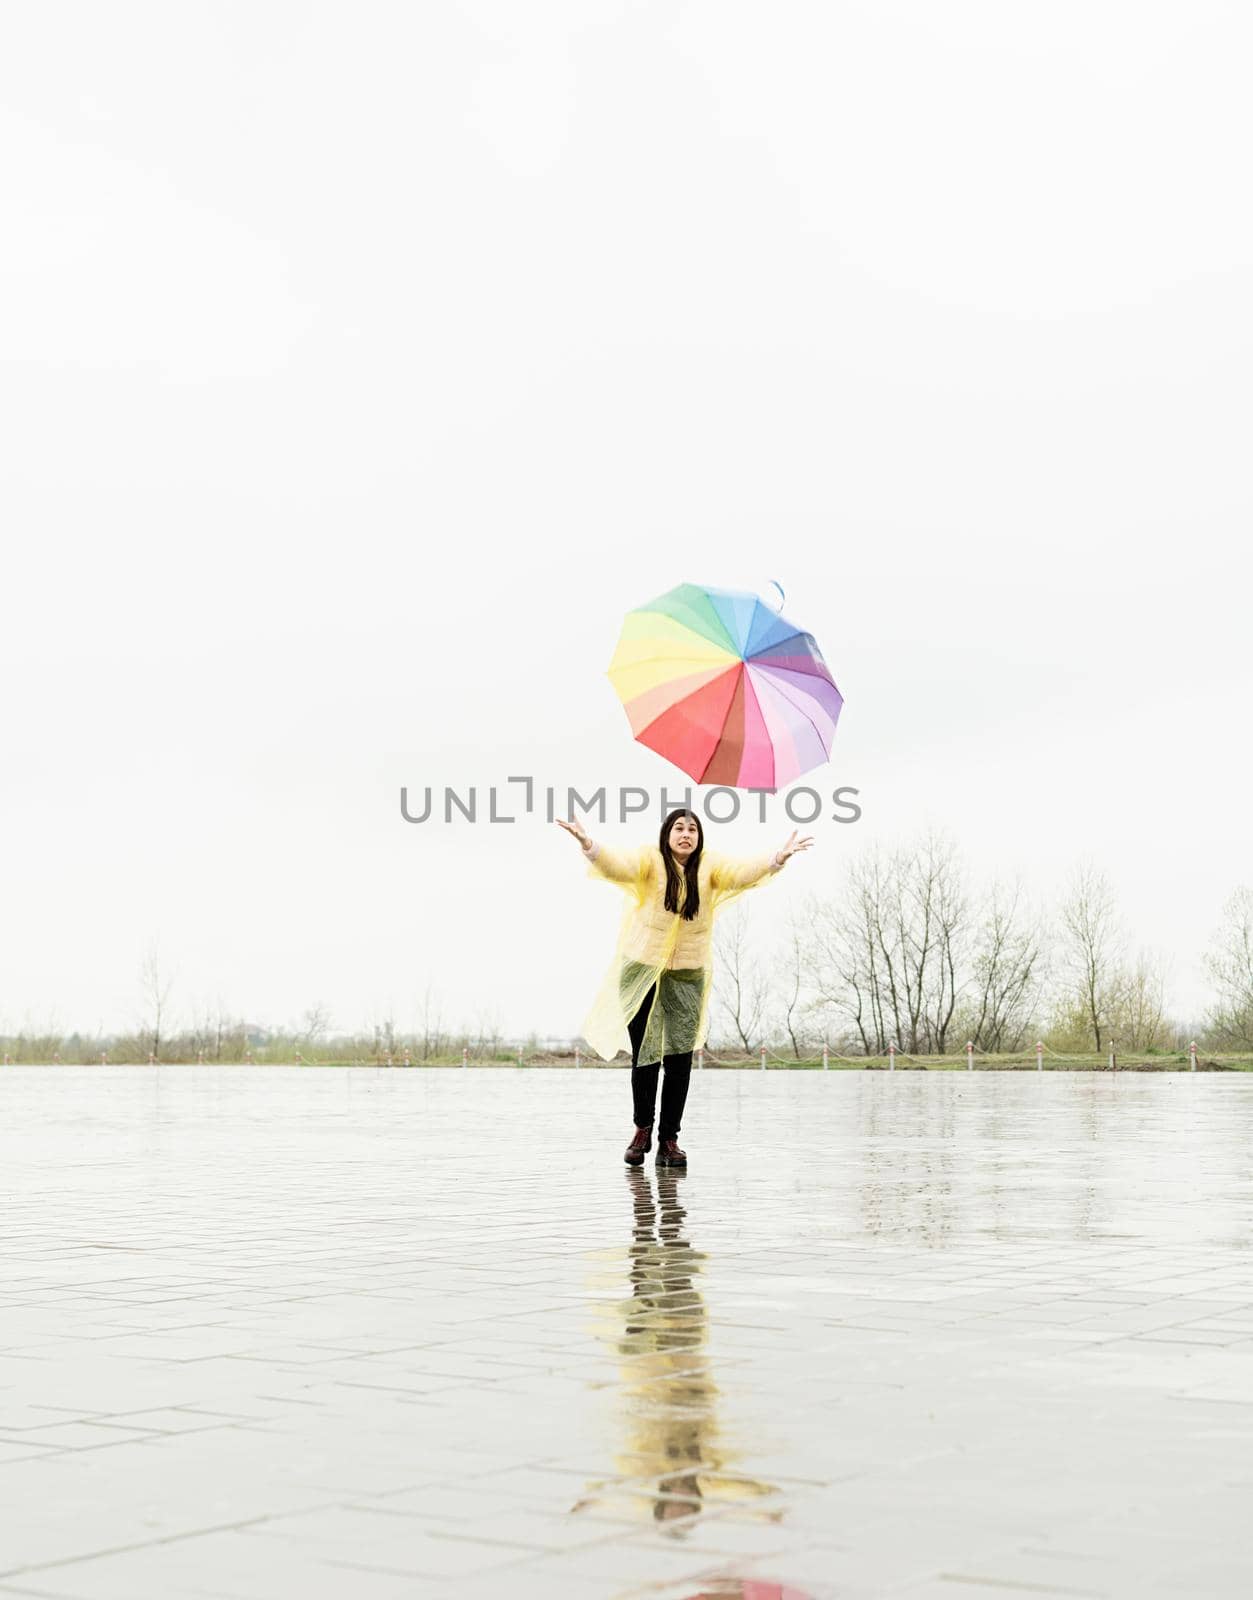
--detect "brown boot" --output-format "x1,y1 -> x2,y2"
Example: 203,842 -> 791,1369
656,1138 -> 687,1168
624,1126 -> 653,1166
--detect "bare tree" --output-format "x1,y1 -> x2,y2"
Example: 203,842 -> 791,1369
714,905 -> 768,1052
898,832 -> 967,1054
774,913 -> 809,1058
212,995 -> 233,1061
138,940 -> 174,1061
1205,887 -> 1253,1047
466,1003 -> 503,1059
965,879 -> 1047,1051
807,863 -> 882,1053
1113,951 -> 1169,1050
807,832 -> 967,1055
1058,863 -> 1123,1051
372,1011 -> 396,1059
183,1000 -> 215,1060
300,1003 -> 331,1047
417,983 -> 444,1061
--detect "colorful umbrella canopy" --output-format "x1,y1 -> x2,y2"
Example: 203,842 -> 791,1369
608,583 -> 843,788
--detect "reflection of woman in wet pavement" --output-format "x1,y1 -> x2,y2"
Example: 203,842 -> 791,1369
573,1167 -> 780,1533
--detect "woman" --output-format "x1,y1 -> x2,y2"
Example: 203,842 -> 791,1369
556,807 -> 812,1167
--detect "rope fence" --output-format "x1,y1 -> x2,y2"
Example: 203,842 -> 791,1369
0,1039 -> 1225,1071
683,1036 -> 1219,1074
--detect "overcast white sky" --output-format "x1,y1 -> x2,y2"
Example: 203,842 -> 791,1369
2,2 -> 1250,1041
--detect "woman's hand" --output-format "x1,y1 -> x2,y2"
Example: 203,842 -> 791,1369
774,830 -> 814,866
556,817 -> 593,852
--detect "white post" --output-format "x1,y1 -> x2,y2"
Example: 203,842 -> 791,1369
966,1040 -> 973,1072
822,1042 -> 829,1071
1036,1041 -> 1043,1072
888,1044 -> 896,1072
1190,1039 -> 1197,1072
516,1048 -> 523,1068
462,1046 -> 468,1069
1108,1040 -> 1115,1071
574,1046 -> 581,1069
760,1044 -> 767,1071
697,1047 -> 704,1071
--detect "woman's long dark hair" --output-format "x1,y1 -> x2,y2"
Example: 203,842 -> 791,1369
659,808 -> 703,920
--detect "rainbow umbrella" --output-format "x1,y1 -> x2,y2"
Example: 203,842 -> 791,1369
608,582 -> 842,788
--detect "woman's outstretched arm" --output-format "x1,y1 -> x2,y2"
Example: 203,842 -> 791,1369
555,818 -> 646,885
710,830 -> 815,891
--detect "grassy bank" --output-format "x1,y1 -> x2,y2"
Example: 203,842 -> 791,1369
4,1052 -> 1252,1071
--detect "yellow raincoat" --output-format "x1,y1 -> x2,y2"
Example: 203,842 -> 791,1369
579,839 -> 784,1063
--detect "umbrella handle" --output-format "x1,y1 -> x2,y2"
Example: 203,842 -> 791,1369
768,579 -> 785,611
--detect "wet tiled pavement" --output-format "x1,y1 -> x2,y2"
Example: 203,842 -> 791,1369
2,1067 -> 1253,1599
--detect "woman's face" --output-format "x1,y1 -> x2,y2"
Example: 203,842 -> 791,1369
668,814 -> 700,859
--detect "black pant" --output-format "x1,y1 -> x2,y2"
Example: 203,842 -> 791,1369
627,983 -> 692,1141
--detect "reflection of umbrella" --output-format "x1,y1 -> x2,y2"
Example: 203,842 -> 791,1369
608,582 -> 842,788
682,1584 -> 816,1599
